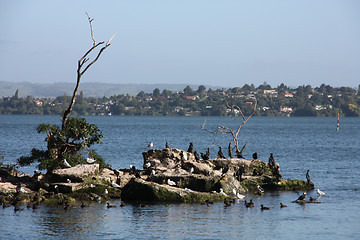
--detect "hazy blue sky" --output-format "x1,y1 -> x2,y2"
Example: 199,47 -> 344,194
1,0 -> 359,88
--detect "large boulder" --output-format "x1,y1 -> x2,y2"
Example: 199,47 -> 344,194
50,164 -> 100,182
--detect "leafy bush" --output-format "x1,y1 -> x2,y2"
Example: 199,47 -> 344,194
18,117 -> 108,172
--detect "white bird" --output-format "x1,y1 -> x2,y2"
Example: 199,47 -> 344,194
111,180 -> 121,188
148,142 -> 154,149
236,193 -> 245,200
90,184 -> 95,188
104,188 -> 108,194
151,169 -> 156,176
167,179 -> 176,186
317,189 -> 326,196
189,167 -> 194,175
143,162 -> 151,169
232,188 -> 237,195
257,185 -> 265,193
184,188 -> 191,192
219,188 -> 227,196
63,159 -> 72,168
66,178 -> 71,183
181,152 -> 188,161
86,157 -> 96,164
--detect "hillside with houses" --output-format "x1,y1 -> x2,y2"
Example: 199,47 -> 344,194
1,83 -> 359,117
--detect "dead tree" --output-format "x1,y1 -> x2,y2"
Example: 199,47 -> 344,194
62,12 -> 116,130
201,96 -> 257,154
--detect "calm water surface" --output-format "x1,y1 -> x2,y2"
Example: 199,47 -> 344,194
0,116 -> 359,239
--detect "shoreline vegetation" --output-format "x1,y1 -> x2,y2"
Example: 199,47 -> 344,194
1,83 -> 359,117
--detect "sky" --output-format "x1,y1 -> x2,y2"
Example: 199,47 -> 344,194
1,0 -> 359,89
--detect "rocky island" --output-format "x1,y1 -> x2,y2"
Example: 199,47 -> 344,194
0,147 -> 314,207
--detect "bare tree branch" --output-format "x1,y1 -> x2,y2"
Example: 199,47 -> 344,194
201,95 -> 257,155
62,13 -> 115,130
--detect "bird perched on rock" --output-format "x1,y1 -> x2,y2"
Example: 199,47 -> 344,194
187,142 -> 194,153
306,169 -> 311,184
180,152 -> 188,161
167,179 -> 176,186
188,167 -> 194,175
228,142 -> 233,158
296,192 -> 307,201
111,180 -> 121,188
63,159 -> 72,168
165,141 -> 169,149
104,189 -> 109,195
257,185 -> 265,194
147,142 -> 154,149
86,157 -> 96,164
221,165 -> 229,177
219,188 -> 227,196
268,153 -> 275,168
252,152 -> 258,160
218,147 -> 225,159
66,178 -> 71,183
143,162 -> 151,169
201,152 -> 209,160
194,151 -> 200,161
235,150 -> 243,159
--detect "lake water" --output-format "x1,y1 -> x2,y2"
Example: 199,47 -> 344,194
0,115 -> 359,239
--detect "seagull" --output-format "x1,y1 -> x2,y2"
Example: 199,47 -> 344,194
280,203 -> 287,208
66,178 -> 71,183
296,192 -> 307,201
316,189 -> 326,196
257,185 -> 265,193
143,162 -> 151,169
236,193 -> 245,200
261,205 -> 270,211
111,180 -> 121,188
63,159 -> 72,168
104,188 -> 109,194
90,184 -> 95,188
150,169 -> 156,176
167,179 -> 176,186
181,152 -> 188,161
219,188 -> 227,196
188,167 -> 194,175
232,188 -> 237,196
86,157 -> 96,164
148,142 -> 154,149
184,188 -> 191,192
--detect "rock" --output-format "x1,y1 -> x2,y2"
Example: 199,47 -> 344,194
51,164 -> 100,182
121,178 -> 227,203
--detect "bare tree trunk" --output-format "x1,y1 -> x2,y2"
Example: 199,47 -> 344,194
62,12 -> 116,130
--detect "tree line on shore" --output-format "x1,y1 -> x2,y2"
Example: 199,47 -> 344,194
1,83 -> 359,117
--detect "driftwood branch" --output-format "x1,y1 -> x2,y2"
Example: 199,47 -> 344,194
62,13 -> 116,130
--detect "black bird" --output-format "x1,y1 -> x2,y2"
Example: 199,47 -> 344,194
106,202 -> 116,208
63,203 -> 71,211
222,165 -> 229,176
252,152 -> 258,160
245,199 -> 254,208
131,165 -> 141,178
200,152 -> 207,160
140,203 -> 149,207
235,165 -> 245,181
206,148 -> 210,158
194,151 -> 200,161
261,205 -> 270,211
235,150 -> 243,159
80,202 -> 87,208
306,169 -> 311,184
309,197 -> 316,202
296,192 -> 307,201
228,142 -> 233,158
205,199 -> 213,206
268,153 -> 275,168
224,199 -> 232,207
120,202 -> 126,207
273,165 -> 282,180
218,147 -> 225,159
280,203 -> 287,208
187,142 -> 194,153
165,141 -> 169,149
14,205 -> 24,212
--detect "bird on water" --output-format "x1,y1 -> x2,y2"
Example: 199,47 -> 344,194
316,189 -> 326,196
280,203 -> 287,208
261,205 -> 270,211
